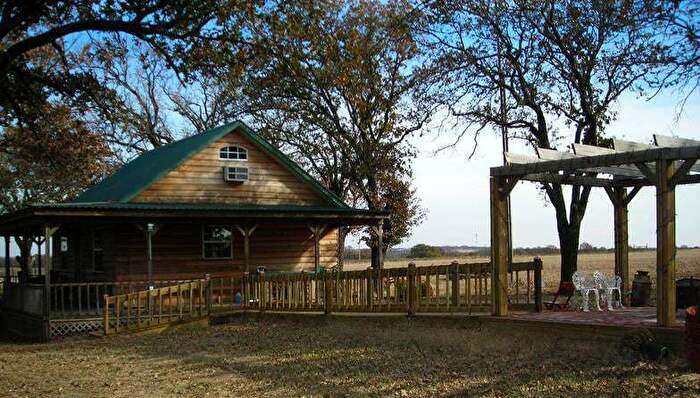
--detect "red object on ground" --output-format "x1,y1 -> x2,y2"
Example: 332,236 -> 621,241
687,306 -> 700,373
544,282 -> 576,310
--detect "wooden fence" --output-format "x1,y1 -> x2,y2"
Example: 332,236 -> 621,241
209,258 -> 542,315
50,279 -> 194,319
103,278 -> 210,335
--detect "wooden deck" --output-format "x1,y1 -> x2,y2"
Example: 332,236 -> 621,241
509,306 -> 685,328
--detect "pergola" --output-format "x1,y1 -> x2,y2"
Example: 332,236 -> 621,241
489,134 -> 700,327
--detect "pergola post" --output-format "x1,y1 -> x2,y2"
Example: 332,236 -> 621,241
612,188 -> 630,305
490,176 -> 510,316
236,225 -> 257,273
656,159 -> 676,327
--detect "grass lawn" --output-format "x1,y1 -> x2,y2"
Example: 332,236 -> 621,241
0,314 -> 698,397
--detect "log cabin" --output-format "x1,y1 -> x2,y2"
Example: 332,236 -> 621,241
0,121 -> 388,286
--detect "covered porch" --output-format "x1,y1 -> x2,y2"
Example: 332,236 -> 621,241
0,202 -> 387,339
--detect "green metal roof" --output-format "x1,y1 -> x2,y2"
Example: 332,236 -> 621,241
73,121 -> 348,208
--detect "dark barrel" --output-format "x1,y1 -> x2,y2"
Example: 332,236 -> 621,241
631,271 -> 652,307
677,278 -> 700,309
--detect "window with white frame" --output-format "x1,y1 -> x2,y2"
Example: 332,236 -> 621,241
202,226 -> 233,259
224,166 -> 249,182
219,145 -> 248,161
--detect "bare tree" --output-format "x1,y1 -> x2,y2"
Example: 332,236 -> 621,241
420,0 -> 665,281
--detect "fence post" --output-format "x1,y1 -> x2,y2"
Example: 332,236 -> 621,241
205,274 -> 212,315
324,270 -> 333,315
103,294 -> 110,335
534,257 -> 543,312
451,260 -> 460,309
301,271 -> 308,309
259,271 -> 266,311
242,272 -> 250,309
407,262 -> 416,316
366,268 -> 373,311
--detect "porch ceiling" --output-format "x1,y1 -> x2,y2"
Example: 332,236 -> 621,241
0,202 -> 388,234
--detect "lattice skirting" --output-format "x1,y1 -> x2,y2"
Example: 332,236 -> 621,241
50,318 -> 103,338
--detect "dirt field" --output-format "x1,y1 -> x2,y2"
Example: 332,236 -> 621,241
345,248 -> 700,291
1,315 -> 698,397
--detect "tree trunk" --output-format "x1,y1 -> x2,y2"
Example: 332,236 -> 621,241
370,246 -> 379,269
545,183 -> 591,283
558,225 -> 581,282
336,227 -> 347,271
15,236 -> 32,281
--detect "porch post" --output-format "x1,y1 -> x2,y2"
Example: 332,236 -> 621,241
309,225 -> 327,273
376,220 -> 384,269
490,176 -> 510,316
3,236 -> 9,291
36,237 -> 42,275
43,224 -> 57,341
656,159 -> 676,327
146,223 -> 156,289
613,188 -> 630,305
236,225 -> 258,274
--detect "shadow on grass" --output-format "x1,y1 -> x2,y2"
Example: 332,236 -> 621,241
114,314 -> 696,397
0,313 -> 697,397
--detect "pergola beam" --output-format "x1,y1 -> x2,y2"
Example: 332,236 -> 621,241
538,148 -> 643,178
492,145 -> 700,177
520,173 -> 616,188
670,159 -> 698,187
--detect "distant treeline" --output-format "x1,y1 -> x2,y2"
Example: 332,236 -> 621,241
344,244 -> 699,261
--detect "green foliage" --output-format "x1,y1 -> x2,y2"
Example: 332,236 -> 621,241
409,244 -> 442,259
221,0 -> 431,253
0,1 -> 254,210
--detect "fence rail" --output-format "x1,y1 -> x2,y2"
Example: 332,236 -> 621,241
208,258 -> 542,315
4,259 -> 542,339
103,278 -> 210,335
49,279 -> 194,319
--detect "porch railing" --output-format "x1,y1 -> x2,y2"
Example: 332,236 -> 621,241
103,278 -> 210,335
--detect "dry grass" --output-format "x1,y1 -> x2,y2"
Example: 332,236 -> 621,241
0,315 -> 698,397
345,248 -> 700,291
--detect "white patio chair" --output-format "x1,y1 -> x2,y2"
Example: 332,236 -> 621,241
572,271 -> 602,312
604,274 -> 624,310
593,271 -> 613,310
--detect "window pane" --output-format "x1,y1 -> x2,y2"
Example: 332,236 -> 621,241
204,226 -> 231,241
204,242 -> 231,259
220,146 -> 247,160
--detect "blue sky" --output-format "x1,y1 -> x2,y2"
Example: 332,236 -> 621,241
367,89 -> 700,249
